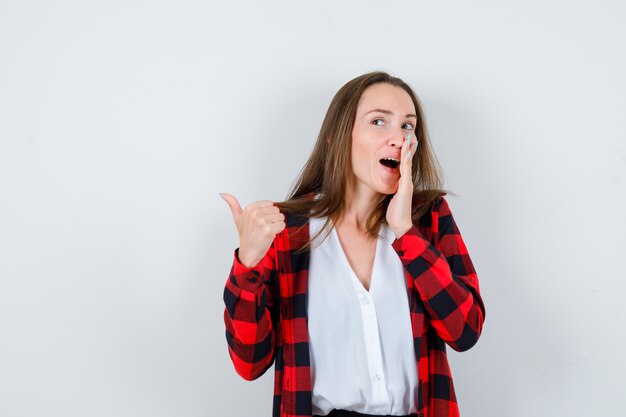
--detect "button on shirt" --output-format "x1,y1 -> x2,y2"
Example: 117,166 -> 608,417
307,216 -> 419,416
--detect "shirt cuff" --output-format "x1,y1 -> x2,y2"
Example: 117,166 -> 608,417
232,247 -> 265,292
391,224 -> 430,264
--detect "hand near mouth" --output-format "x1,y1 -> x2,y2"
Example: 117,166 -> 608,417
386,132 -> 418,239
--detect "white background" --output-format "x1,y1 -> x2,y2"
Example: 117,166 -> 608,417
1,1 -> 625,416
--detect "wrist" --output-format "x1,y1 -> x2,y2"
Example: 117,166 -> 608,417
237,248 -> 260,269
392,223 -> 413,239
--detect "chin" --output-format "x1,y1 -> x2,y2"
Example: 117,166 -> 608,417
379,184 -> 399,195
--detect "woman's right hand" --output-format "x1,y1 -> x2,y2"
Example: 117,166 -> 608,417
220,192 -> 286,268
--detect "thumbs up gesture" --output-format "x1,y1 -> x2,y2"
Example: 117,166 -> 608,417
220,193 -> 286,268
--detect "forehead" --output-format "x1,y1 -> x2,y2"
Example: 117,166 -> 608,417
356,83 -> 415,114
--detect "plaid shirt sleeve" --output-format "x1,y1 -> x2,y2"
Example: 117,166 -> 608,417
223,241 -> 278,380
392,196 -> 486,351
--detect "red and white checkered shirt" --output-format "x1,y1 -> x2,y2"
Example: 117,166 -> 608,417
223,193 -> 486,417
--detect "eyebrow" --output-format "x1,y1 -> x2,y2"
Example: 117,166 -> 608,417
364,108 -> 417,119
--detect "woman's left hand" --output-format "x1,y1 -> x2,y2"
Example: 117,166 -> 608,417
386,133 -> 418,239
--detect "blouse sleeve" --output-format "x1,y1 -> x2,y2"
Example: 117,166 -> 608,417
223,240 -> 278,380
391,196 -> 486,351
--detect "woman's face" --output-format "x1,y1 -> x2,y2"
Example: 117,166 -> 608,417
350,82 -> 417,197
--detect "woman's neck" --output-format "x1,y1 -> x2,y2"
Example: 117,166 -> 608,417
337,183 -> 385,233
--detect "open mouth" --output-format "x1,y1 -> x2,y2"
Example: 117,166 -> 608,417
379,158 -> 400,169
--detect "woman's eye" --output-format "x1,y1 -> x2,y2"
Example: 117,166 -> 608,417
372,118 -> 384,126
403,123 -> 415,130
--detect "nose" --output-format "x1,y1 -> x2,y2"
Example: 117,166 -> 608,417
388,129 -> 406,148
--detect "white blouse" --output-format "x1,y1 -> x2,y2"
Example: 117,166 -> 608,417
307,215 -> 419,416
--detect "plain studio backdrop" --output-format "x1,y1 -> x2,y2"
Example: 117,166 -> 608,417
1,0 -> 625,416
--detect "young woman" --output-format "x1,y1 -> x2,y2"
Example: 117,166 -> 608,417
221,71 -> 486,417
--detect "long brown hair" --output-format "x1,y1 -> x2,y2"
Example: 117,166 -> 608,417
274,71 -> 453,254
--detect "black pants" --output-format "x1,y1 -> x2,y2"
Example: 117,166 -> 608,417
314,410 -> 421,417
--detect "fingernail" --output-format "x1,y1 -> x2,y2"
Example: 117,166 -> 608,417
219,193 -> 226,201
408,133 -> 412,143
408,150 -> 411,158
